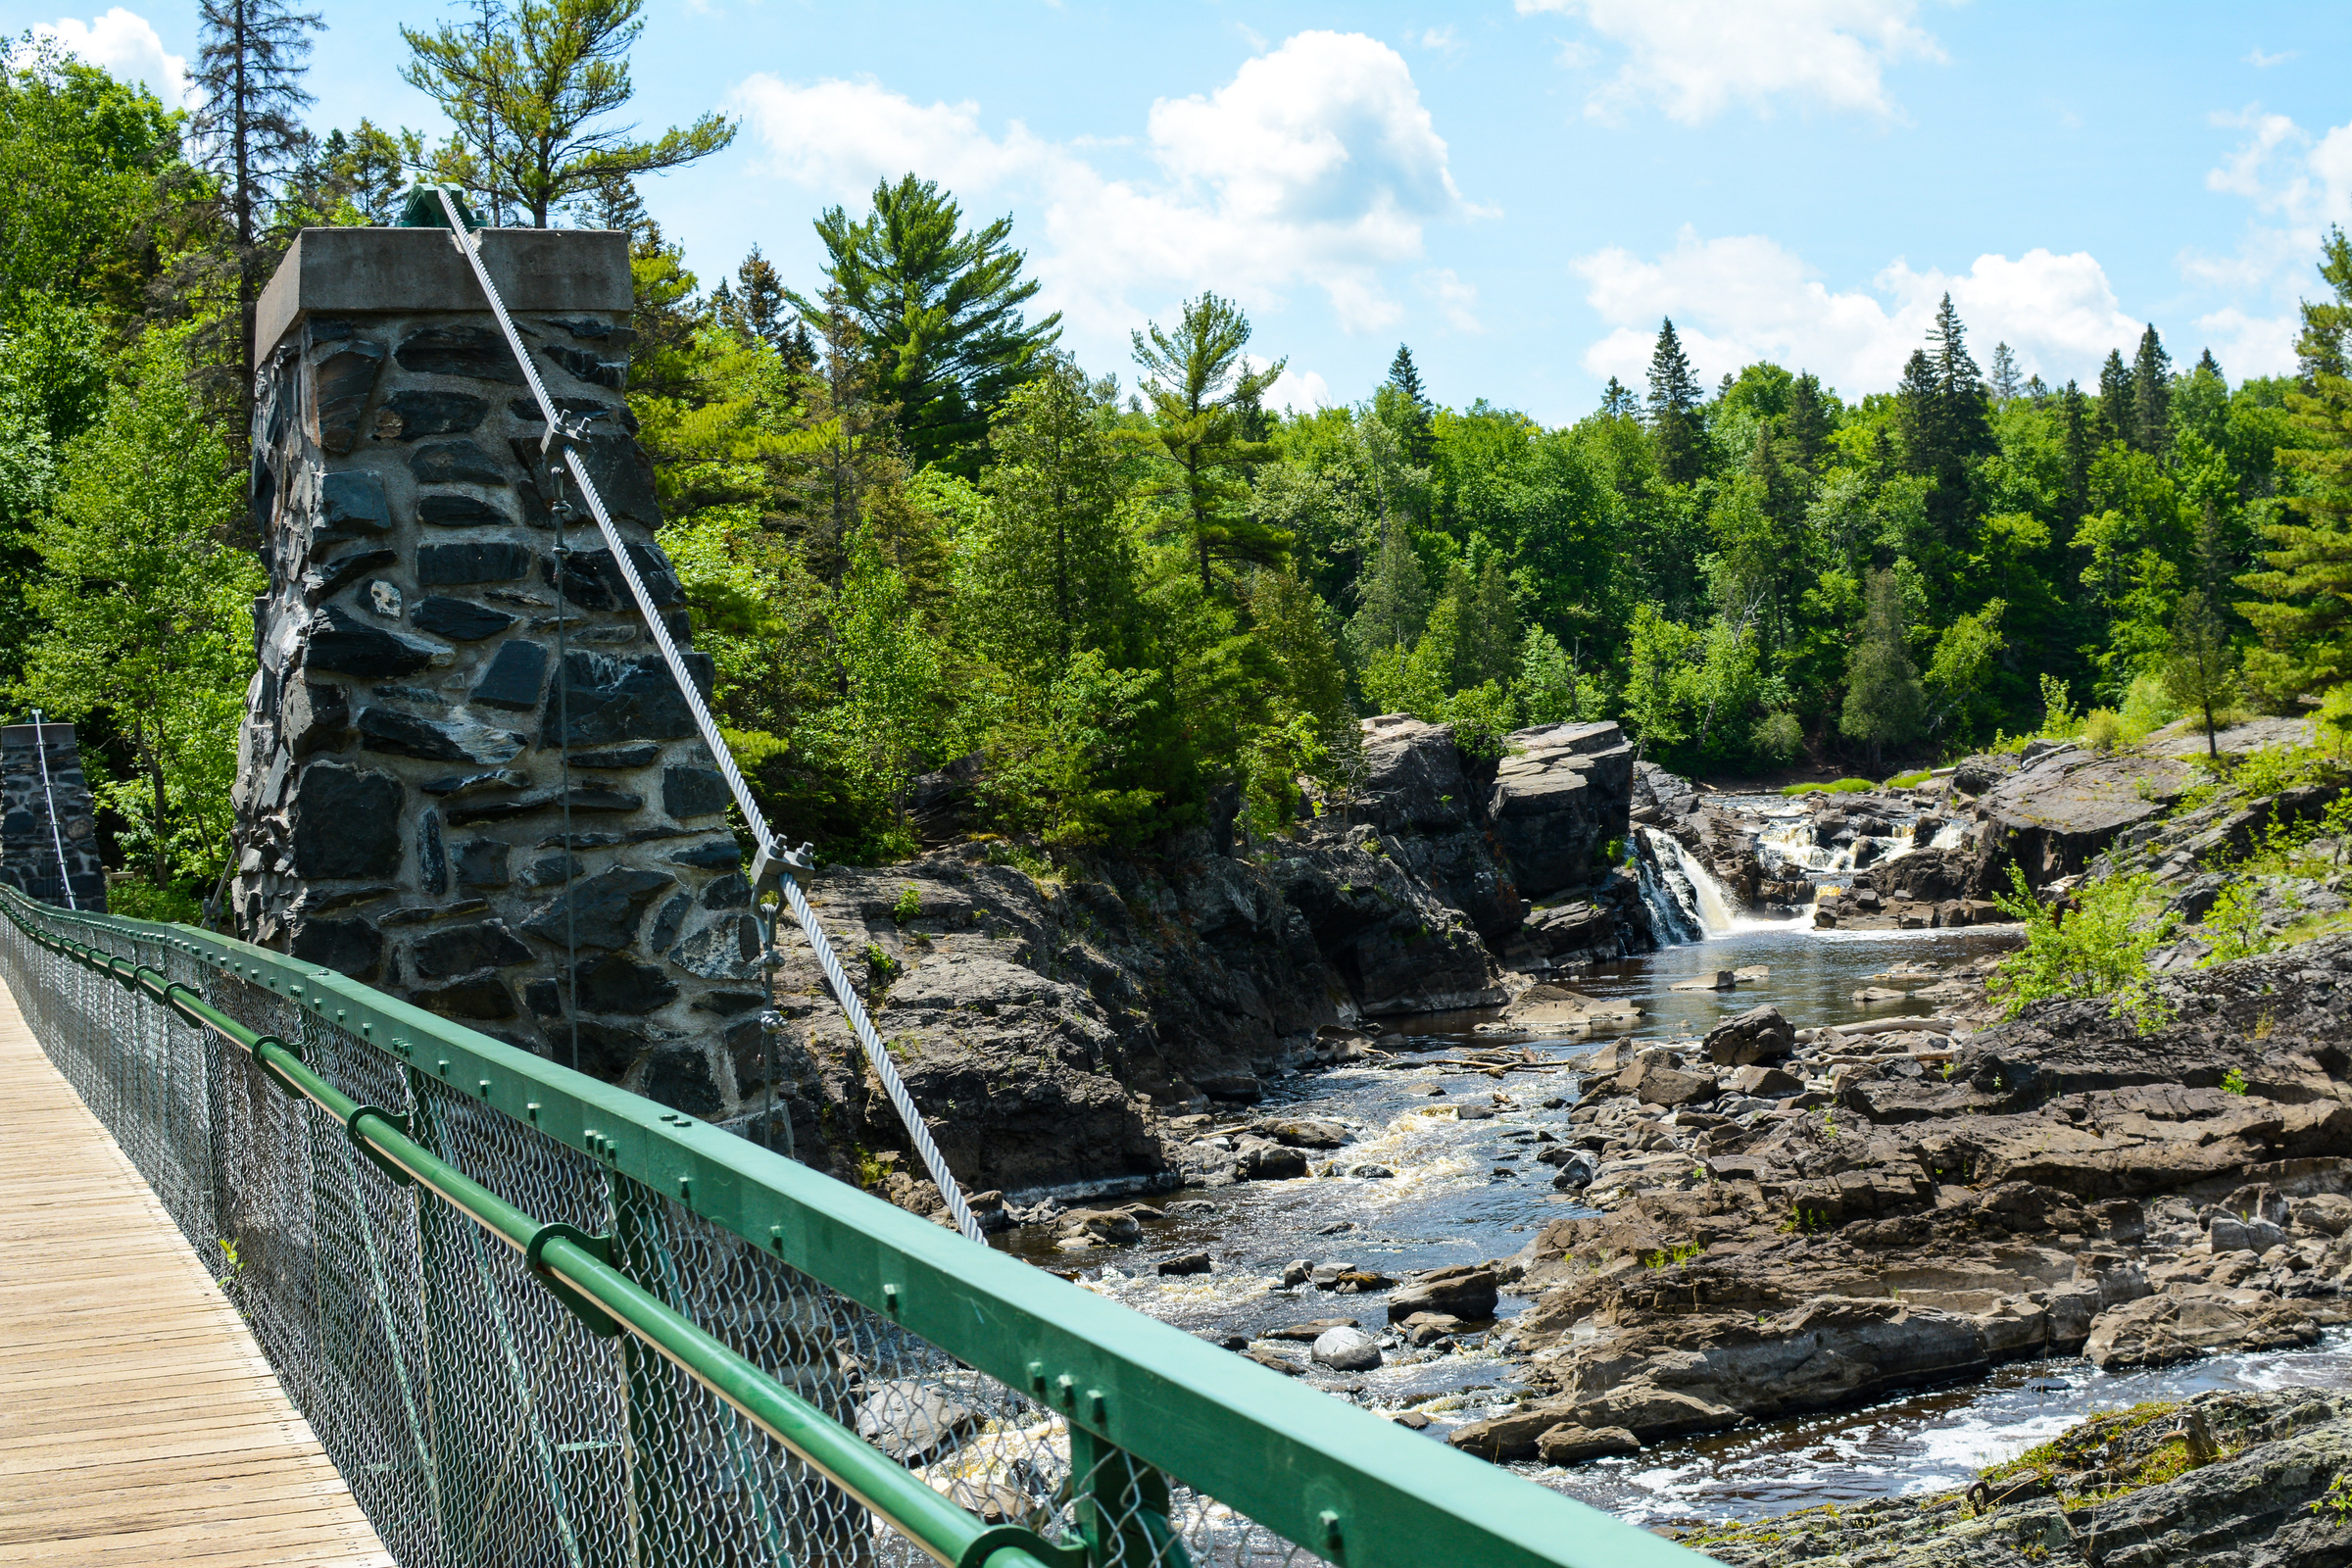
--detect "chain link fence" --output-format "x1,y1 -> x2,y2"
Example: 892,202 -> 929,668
0,893 -> 1708,1568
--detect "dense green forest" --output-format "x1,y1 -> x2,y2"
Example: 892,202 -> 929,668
10,1 -> 2352,908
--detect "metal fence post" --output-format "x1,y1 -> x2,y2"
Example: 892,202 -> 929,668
1069,1426 -> 1192,1568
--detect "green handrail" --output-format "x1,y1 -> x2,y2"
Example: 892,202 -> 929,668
0,887 -> 1717,1568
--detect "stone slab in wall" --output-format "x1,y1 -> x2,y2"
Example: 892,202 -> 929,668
232,228 -> 759,1121
0,722 -> 107,910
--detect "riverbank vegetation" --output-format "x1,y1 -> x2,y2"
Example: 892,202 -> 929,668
11,3 -> 2352,902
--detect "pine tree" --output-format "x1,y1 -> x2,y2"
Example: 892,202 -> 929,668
1132,292 -> 1290,591
1451,551 -> 1522,691
1839,568 -> 1924,770
2240,225 -> 2352,706
1386,343 -> 1434,466
796,174 -> 1062,474
1782,371 -> 1830,472
1599,376 -> 1638,418
1347,522 -> 1430,658
402,0 -> 735,226
2132,323 -> 2173,461
2164,589 -> 2236,759
190,0 -> 323,407
2096,349 -> 2133,448
2059,379 -> 2090,540
1646,318 -> 1703,484
1988,341 -> 2021,401
715,245 -> 792,353
2197,347 -> 2223,379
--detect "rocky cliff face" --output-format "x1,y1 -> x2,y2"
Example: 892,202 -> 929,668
766,714 -> 1647,1196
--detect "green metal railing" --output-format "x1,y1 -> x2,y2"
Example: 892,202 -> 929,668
0,885 -> 1713,1568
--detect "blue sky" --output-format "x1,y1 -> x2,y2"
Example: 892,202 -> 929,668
18,1 -> 2352,424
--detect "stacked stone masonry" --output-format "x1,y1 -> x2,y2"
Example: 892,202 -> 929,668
0,722 -> 107,909
230,227 -> 760,1121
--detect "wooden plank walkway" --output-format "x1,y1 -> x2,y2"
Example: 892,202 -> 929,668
0,972 -> 393,1566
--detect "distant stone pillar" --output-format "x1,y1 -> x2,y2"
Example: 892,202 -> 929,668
0,721 -> 106,910
231,226 -> 767,1119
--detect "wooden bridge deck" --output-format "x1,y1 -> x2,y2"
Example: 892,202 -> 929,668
0,974 -> 392,1567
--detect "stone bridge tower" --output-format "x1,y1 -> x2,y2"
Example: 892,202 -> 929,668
230,226 -> 768,1122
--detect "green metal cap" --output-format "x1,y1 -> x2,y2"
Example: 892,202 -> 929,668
398,182 -> 481,231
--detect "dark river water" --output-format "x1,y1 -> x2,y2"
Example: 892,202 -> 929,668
993,833 -> 2352,1526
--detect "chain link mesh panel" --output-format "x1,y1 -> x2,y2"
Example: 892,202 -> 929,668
0,907 -> 1338,1568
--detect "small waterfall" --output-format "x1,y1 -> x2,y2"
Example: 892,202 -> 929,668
1635,826 -> 1744,944
1634,828 -> 1702,945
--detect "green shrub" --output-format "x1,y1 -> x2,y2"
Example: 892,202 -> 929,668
1883,768 -> 1933,789
2199,883 -> 2276,966
2038,673 -> 2082,740
2081,708 -> 2124,752
109,877 -> 203,924
1752,710 -> 1806,762
1987,864 -> 2178,1033
2116,673 -> 2182,745
891,884 -> 922,924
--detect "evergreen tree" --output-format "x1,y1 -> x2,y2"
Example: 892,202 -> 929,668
1895,301 -> 1989,576
1132,291 -> 1289,591
1988,341 -> 2021,401
2240,225 -> 2352,705
2197,347 -> 2223,379
2132,323 -> 2173,461
1385,343 -> 1434,466
1598,376 -> 1638,418
713,245 -> 792,354
2059,379 -> 2090,534
1451,551 -> 1522,691
796,174 -> 1062,474
1839,568 -> 1923,769
973,359 -> 1133,670
1347,521 -> 1429,657
1645,318 -> 1703,483
190,0 -> 322,407
402,0 -> 735,226
2096,348 -> 2133,448
2163,589 -> 2236,759
1782,371 -> 1830,472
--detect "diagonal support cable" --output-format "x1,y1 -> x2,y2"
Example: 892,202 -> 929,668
29,710 -> 77,911
429,188 -> 983,1245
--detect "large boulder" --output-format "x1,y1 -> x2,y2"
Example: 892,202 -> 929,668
1485,721 -> 1636,900
1704,1004 -> 1794,1066
1977,744 -> 2195,884
1386,1266 -> 1499,1323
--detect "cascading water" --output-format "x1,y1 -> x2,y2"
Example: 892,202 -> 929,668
1635,826 -> 1746,944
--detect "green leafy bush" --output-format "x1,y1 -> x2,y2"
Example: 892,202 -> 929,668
2081,708 -> 2124,752
1752,709 -> 1805,762
891,884 -> 922,924
2198,883 -> 2276,965
1987,865 -> 2178,1033
108,877 -> 203,924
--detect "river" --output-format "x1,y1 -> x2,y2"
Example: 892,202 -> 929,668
994,792 -> 2352,1528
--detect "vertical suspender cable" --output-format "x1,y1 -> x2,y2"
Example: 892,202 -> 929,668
429,190 -> 983,1245
29,710 -> 77,911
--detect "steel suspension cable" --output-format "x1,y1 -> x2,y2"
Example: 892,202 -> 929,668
430,189 -> 983,1244
29,710 -> 76,911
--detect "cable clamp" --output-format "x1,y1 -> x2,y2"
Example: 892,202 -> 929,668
346,1104 -> 416,1189
525,1223 -> 624,1338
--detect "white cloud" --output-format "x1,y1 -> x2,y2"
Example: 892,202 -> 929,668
1416,267 -> 1482,333
1517,0 -> 1945,124
1416,25 -> 1463,56
29,7 -> 189,108
733,31 -> 1483,347
1262,362 -> 1331,414
2179,105 -> 2352,371
1573,226 -> 2147,395
2245,47 -> 2297,69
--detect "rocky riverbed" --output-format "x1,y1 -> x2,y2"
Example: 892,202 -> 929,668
760,709 -> 2352,1560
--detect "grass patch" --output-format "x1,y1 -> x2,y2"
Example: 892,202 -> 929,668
1782,777 -> 1879,796
1883,769 -> 1934,789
